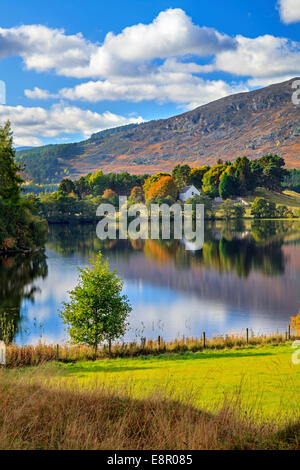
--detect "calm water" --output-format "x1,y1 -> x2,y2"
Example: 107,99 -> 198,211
1,220 -> 300,344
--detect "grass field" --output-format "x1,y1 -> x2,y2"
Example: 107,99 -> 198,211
214,188 -> 300,219
2,343 -> 300,449
8,343 -> 300,421
246,188 -> 300,209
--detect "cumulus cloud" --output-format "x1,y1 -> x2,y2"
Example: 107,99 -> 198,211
2,6 -> 300,147
0,24 -> 96,75
25,58 -> 246,109
18,10 -> 300,110
103,9 -> 235,60
24,87 -> 58,99
86,8 -> 236,78
247,75 -> 297,87
277,0 -> 300,24
57,72 -> 247,109
0,9 -> 236,79
0,103 -> 143,146
215,34 -> 300,85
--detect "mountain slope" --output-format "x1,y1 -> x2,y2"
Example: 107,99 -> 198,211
17,78 -> 300,182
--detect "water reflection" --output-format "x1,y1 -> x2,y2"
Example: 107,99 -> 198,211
0,251 -> 48,342
46,220 -> 292,278
1,220 -> 300,343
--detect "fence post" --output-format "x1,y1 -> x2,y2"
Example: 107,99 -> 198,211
203,332 -> 206,349
0,341 -> 6,366
246,328 -> 249,345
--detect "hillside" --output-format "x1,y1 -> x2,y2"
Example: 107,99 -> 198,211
17,78 -> 300,183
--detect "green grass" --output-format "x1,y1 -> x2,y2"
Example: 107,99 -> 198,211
12,343 -> 300,421
215,188 -> 300,219
246,188 -> 300,210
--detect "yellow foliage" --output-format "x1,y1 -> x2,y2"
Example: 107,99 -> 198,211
291,312 -> 300,333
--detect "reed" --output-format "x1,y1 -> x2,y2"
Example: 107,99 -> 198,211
5,330 -> 300,368
0,371 -> 298,450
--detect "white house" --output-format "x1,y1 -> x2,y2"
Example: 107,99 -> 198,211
178,185 -> 200,202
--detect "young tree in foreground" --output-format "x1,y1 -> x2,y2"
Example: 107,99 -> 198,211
60,252 -> 131,356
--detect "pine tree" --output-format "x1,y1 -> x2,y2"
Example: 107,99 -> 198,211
0,121 -> 23,201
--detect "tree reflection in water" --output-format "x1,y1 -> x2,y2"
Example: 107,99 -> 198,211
1,219 -> 298,343
46,219 -> 297,279
0,250 -> 48,342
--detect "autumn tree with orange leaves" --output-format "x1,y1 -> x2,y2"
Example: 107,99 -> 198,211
143,173 -> 170,200
145,175 -> 178,203
102,189 -> 118,199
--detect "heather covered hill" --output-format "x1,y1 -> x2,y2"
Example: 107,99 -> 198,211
17,78 -> 300,183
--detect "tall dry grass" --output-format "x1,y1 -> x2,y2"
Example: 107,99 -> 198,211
5,331 -> 300,368
0,371 -> 299,450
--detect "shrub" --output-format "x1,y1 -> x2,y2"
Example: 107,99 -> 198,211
251,198 -> 277,218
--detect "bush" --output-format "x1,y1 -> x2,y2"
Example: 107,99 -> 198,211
251,198 -> 277,218
276,205 -> 294,218
220,200 -> 246,220
187,194 -> 215,220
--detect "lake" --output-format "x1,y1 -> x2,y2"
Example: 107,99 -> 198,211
1,219 -> 300,345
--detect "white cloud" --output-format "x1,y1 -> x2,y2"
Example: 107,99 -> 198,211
0,24 -> 96,75
2,7 -> 300,124
86,8 -> 236,78
0,9 -> 236,79
278,0 -> 300,24
18,12 -> 300,110
247,74 -> 297,87
0,103 -> 143,146
58,73 -> 247,109
215,34 -> 300,83
24,87 -> 58,99
103,9 -> 235,60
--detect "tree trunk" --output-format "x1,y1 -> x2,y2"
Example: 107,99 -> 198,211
93,343 -> 97,361
108,339 -> 112,357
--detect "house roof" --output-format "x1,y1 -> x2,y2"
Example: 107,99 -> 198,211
180,185 -> 198,194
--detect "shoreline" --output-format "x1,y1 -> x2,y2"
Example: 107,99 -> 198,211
0,247 -> 44,255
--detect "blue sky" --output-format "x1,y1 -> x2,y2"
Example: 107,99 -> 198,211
0,0 -> 300,146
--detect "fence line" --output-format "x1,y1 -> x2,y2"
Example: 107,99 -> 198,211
3,325 -> 299,368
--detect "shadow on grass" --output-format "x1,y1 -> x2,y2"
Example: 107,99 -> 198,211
59,349 -> 273,376
1,376 -> 299,449
145,350 -> 274,362
60,363 -> 157,376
